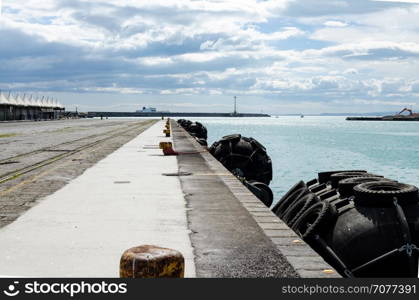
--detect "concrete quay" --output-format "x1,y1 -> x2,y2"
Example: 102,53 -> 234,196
0,119 -> 338,278
0,120 -> 195,277
0,119 -> 157,229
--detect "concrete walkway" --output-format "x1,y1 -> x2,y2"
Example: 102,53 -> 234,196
0,120 -> 196,277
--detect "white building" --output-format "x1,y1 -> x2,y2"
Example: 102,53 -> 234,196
0,92 -> 65,121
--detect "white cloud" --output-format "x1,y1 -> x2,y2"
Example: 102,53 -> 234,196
324,20 -> 347,27
353,99 -> 417,106
2,0 -> 419,113
82,87 -> 144,94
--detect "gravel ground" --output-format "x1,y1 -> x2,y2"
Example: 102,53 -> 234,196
0,118 -> 157,229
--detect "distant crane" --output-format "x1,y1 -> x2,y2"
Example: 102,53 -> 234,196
397,107 -> 419,117
398,107 -> 413,115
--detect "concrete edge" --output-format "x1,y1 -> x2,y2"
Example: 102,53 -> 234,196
171,120 -> 340,278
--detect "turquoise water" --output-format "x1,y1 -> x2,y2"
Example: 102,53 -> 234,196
193,116 -> 419,205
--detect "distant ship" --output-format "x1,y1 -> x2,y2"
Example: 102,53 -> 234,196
300,114 -> 304,118
136,106 -> 157,113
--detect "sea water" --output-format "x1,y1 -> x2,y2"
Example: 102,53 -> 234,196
193,116 -> 419,205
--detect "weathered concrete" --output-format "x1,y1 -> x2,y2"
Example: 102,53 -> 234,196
172,122 -> 299,277
172,120 -> 339,278
0,121 -> 196,277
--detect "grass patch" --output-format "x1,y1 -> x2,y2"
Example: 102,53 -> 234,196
0,133 -> 17,138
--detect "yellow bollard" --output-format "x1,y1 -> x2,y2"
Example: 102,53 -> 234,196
159,141 -> 172,149
120,245 -> 184,278
159,142 -> 177,155
163,129 -> 170,137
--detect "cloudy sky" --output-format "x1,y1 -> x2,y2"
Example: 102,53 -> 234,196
1,0 -> 419,113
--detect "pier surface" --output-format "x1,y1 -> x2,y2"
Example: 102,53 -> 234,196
0,119 -> 156,228
0,120 -> 195,277
0,119 -> 337,277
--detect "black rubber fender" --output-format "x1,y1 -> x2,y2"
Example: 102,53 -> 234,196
249,138 -> 266,153
210,134 -> 272,184
187,122 -> 207,139
220,133 -> 241,144
310,183 -> 328,194
271,181 -> 306,214
292,201 -> 337,240
246,181 -> 273,207
353,181 -> 419,206
196,138 -> 208,146
282,193 -> 320,228
318,170 -> 366,184
319,190 -> 338,201
306,178 -> 318,188
274,181 -> 305,207
330,172 -> 381,189
338,176 -> 389,198
272,187 -> 308,218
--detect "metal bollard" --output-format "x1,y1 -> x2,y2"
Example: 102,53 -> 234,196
120,245 -> 184,278
159,141 -> 178,155
159,141 -> 171,149
163,129 -> 170,137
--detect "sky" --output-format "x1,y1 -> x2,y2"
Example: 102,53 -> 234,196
1,0 -> 419,114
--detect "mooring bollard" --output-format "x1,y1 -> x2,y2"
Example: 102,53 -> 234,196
163,129 -> 170,137
120,245 -> 184,278
159,142 -> 178,155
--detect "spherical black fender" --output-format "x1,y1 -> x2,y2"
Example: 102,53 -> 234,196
187,122 -> 208,139
210,134 -> 272,184
246,181 -> 273,207
329,204 -> 419,277
248,137 -> 266,153
184,120 -> 192,129
272,187 -> 308,218
353,181 -> 419,207
338,176 -> 389,198
330,172 -> 381,189
292,201 -> 337,240
318,170 -> 367,184
220,133 -> 241,144
282,193 -> 320,228
210,140 -> 231,160
196,138 -> 208,146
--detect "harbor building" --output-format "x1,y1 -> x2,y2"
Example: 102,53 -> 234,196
0,92 -> 65,121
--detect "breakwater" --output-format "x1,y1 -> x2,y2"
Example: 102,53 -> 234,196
87,111 -> 270,118
347,116 -> 419,121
